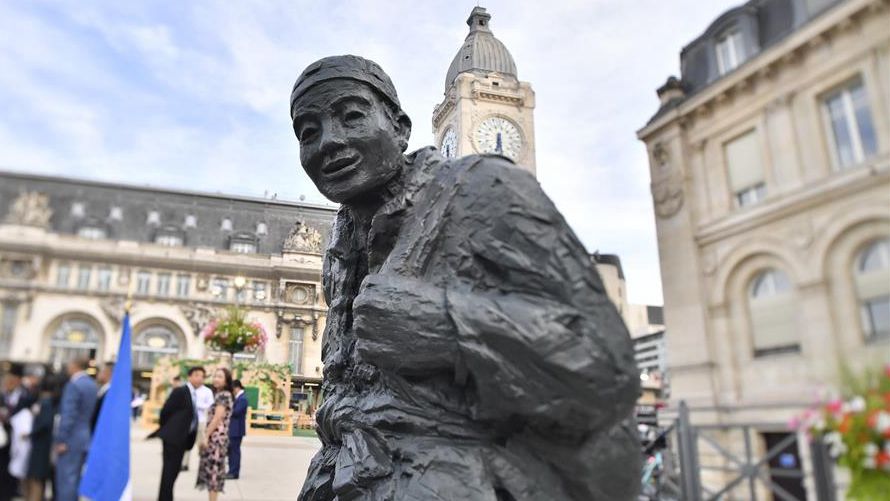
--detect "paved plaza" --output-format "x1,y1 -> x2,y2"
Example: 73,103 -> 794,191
130,428 -> 321,501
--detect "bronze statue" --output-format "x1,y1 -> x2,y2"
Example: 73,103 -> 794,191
291,55 -> 640,501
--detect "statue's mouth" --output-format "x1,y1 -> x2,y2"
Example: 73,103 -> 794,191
322,154 -> 360,177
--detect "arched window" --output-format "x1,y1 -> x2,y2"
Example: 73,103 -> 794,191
854,238 -> 890,340
747,269 -> 798,357
133,324 -> 182,368
49,318 -> 102,368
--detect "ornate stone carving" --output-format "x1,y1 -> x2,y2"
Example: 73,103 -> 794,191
4,191 -> 52,228
283,220 -> 322,253
275,309 -> 315,339
0,257 -> 35,279
100,296 -> 128,327
179,304 -> 217,337
650,142 -> 685,219
284,283 -> 314,305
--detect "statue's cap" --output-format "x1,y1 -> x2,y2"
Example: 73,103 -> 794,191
290,55 -> 401,120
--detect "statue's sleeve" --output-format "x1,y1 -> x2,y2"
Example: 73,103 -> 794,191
352,157 -> 639,434
443,159 -> 639,433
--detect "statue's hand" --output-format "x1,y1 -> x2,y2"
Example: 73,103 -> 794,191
352,274 -> 457,374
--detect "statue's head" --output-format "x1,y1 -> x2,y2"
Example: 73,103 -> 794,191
290,55 -> 412,203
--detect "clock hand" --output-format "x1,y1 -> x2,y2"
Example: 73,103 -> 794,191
496,132 -> 502,154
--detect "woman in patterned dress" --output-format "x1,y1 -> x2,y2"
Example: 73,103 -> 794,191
196,368 -> 233,500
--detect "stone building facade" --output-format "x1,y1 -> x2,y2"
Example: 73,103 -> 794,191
432,7 -> 537,175
638,0 -> 889,496
0,170 -> 336,395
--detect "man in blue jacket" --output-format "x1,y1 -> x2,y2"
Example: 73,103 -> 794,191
55,357 -> 97,501
227,379 -> 248,480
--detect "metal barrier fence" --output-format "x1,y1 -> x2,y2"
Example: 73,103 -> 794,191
643,401 -> 837,501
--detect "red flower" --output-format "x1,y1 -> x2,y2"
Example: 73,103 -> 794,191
877,452 -> 890,467
839,414 -> 852,434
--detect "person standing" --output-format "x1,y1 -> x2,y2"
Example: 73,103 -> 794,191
227,380 -> 247,480
24,376 -> 57,501
90,362 -> 113,432
55,358 -> 98,501
0,364 -> 29,501
181,375 -> 213,473
195,368 -> 233,501
150,366 -> 203,501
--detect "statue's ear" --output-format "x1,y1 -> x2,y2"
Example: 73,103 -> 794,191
395,111 -> 412,152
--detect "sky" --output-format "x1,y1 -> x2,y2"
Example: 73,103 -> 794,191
0,0 -> 742,306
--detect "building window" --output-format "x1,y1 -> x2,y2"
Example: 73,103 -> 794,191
257,222 -> 268,235
725,130 -> 766,208
736,183 -> 766,208
97,267 -> 112,291
230,241 -> 257,254
748,269 -> 798,357
0,303 -> 18,358
253,281 -> 267,302
155,234 -> 183,247
716,29 -> 744,75
185,214 -> 197,228
221,218 -> 232,231
49,318 -> 101,368
211,277 -> 228,300
147,210 -> 161,225
133,325 -> 181,369
77,226 -> 107,240
109,206 -> 123,220
176,275 -> 191,297
157,273 -> 171,296
76,265 -> 92,290
70,202 -> 85,217
824,79 -> 877,170
56,263 -> 71,288
854,238 -> 890,340
136,271 -> 152,295
290,326 -> 304,375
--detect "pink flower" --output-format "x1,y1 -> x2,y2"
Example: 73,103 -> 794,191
827,399 -> 844,415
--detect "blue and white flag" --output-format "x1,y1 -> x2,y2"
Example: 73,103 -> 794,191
79,313 -> 133,500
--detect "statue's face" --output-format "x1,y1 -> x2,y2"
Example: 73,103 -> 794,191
292,80 -> 409,203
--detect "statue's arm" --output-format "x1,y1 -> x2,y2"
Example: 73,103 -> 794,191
353,159 -> 637,432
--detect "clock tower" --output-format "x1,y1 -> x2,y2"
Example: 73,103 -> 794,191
432,7 -> 537,176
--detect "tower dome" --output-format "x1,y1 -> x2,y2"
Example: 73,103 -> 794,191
444,7 -> 517,89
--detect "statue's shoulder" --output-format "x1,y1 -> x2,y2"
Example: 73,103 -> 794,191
407,147 -> 547,210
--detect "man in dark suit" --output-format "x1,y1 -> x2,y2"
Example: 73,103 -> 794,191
227,380 -> 248,480
0,363 -> 33,501
55,357 -> 98,501
90,362 -> 113,432
151,366 -> 204,501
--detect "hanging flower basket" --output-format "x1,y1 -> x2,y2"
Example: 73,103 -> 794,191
792,364 -> 890,500
201,306 -> 268,356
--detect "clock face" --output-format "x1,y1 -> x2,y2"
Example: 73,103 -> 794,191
474,117 -> 521,160
440,127 -> 457,158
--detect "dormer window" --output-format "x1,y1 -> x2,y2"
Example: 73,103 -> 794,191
147,210 -> 160,225
185,214 -> 197,228
109,206 -> 123,221
229,232 -> 258,254
716,29 -> 744,75
154,225 -> 184,247
155,234 -> 183,247
77,226 -> 106,240
257,222 -> 268,235
221,218 -> 233,231
231,241 -> 256,254
71,202 -> 85,217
